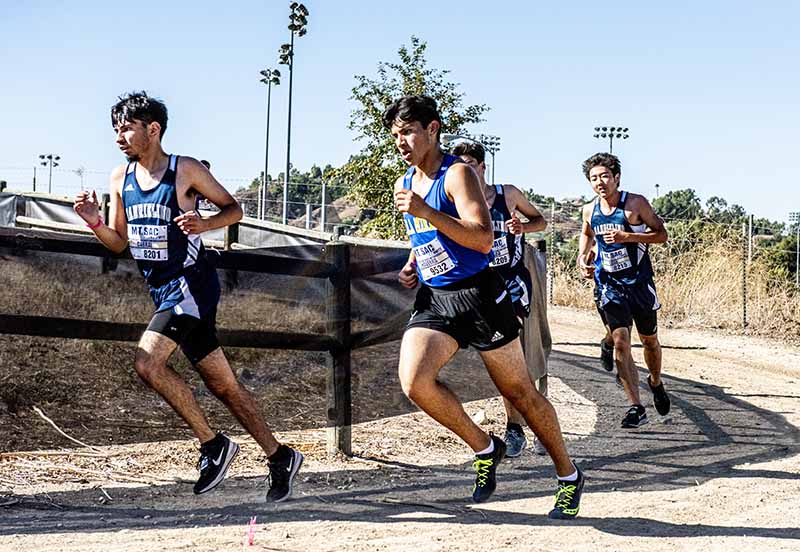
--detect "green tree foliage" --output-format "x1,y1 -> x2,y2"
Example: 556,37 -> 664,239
524,189 -> 555,209
335,36 -> 489,238
238,164 -> 344,219
652,189 -> 703,221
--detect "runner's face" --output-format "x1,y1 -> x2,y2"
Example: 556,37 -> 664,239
114,118 -> 154,162
390,119 -> 438,165
458,154 -> 486,181
588,165 -> 620,198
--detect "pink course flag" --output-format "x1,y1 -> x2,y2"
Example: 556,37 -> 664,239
245,516 -> 257,546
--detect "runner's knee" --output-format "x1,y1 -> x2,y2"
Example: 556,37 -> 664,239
640,335 -> 660,352
133,348 -> 165,383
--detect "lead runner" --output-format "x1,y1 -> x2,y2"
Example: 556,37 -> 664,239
73,91 -> 303,502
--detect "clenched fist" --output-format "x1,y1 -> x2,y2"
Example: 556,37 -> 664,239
174,210 -> 207,235
398,261 -> 419,289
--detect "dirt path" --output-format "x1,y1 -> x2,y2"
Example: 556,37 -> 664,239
1,306 -> 799,551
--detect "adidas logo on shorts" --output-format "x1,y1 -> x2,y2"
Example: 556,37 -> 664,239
490,331 -> 504,342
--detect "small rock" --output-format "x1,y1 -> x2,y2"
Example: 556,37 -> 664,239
471,409 -> 488,425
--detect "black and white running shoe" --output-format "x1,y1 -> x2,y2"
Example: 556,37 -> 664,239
194,433 -> 239,495
266,447 -> 304,503
600,339 -> 614,372
621,405 -> 649,428
648,375 -> 671,415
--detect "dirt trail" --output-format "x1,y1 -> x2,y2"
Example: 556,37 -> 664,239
1,306 -> 799,551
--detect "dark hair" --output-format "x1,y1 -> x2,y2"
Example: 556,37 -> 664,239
582,152 -> 621,180
382,95 -> 442,139
111,91 -> 168,138
451,141 -> 485,164
200,159 -> 211,169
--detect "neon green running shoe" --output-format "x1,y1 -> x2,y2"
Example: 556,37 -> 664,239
548,467 -> 585,519
471,433 -> 506,503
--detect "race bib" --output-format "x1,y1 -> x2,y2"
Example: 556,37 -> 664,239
129,224 -> 169,262
413,236 -> 455,281
600,248 -> 632,273
489,236 -> 510,267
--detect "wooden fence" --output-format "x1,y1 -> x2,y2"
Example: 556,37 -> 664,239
0,196 -> 409,456
1,192 -> 549,456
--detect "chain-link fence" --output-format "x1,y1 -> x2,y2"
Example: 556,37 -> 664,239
542,200 -> 800,339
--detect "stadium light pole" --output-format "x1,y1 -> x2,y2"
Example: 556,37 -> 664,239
39,153 -> 60,194
259,68 -> 281,220
477,134 -> 501,185
278,2 -> 309,225
593,126 -> 629,153
790,211 -> 800,287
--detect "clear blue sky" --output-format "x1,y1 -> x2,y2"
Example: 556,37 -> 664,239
1,1 -> 798,223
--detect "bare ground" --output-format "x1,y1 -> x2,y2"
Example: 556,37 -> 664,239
1,306 -> 799,551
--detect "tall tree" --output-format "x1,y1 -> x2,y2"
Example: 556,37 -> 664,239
652,189 -> 703,221
336,36 -> 489,238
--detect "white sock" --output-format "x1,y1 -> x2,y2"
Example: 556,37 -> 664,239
475,438 -> 495,456
558,465 -> 579,482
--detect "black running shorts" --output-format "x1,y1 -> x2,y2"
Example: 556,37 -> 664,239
596,280 -> 659,336
146,308 -> 220,365
406,268 -> 521,351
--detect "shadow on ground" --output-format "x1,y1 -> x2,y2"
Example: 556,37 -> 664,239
2,347 -> 799,541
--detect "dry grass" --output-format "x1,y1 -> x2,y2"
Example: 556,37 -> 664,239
552,235 -> 800,339
0,255 -> 326,332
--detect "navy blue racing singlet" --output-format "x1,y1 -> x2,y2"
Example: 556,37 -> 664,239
488,185 -> 524,280
121,155 -> 206,288
591,191 -> 654,288
403,154 -> 490,287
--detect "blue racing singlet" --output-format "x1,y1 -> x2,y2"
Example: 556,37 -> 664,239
121,155 -> 206,288
403,154 -> 490,287
488,185 -> 524,279
591,191 -> 654,288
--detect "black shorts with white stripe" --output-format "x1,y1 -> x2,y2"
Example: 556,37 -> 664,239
406,267 -> 521,351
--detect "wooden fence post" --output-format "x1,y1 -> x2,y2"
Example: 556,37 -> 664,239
324,241 -> 352,456
100,193 -> 117,273
222,223 -> 239,291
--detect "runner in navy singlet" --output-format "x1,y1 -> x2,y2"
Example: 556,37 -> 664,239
385,95 -> 584,519
452,140 -> 549,458
577,153 -> 671,428
73,91 -> 302,502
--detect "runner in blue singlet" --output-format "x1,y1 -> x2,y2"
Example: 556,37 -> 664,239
577,152 -> 671,429
73,91 -> 302,502
385,94 -> 584,519
452,140 -> 549,458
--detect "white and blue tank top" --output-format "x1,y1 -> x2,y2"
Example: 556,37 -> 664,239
402,154 -> 490,287
591,191 -> 654,287
121,155 -> 206,288
488,185 -> 524,280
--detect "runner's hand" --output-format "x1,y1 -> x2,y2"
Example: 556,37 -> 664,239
394,189 -> 429,218
506,213 -> 523,235
398,261 -> 418,289
73,190 -> 101,226
601,229 -> 628,244
577,253 -> 595,280
174,211 -> 207,235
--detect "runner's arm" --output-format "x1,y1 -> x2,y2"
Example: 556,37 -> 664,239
395,164 -> 492,253
435,163 -> 494,252
577,204 -> 595,279
173,157 -> 242,235
602,194 -> 667,244
506,186 -> 546,233
73,165 -> 129,254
